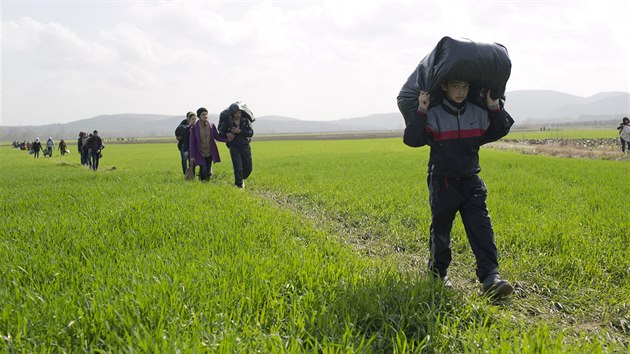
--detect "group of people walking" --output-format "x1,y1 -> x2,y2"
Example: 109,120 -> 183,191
15,132 -> 103,172
78,130 -> 105,171
176,103 -> 254,188
13,137 -> 68,158
22,137 -> 66,158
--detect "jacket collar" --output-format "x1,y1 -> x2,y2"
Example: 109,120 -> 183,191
441,98 -> 467,116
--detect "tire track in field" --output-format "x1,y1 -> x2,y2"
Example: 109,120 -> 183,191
252,188 -> 428,273
252,187 -> 484,288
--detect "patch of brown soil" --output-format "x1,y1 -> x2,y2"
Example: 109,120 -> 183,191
490,139 -> 630,161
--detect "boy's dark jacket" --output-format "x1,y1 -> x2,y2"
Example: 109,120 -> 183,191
404,98 -> 514,178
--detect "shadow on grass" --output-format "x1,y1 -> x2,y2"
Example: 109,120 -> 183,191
293,274 -> 479,352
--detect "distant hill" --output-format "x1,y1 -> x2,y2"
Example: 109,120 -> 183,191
2,90 -> 628,141
505,90 -> 628,123
1,113 -> 405,141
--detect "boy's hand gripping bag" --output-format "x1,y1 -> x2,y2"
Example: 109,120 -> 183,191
397,36 -> 512,126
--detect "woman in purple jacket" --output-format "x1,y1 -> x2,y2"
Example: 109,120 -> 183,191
189,107 -> 231,181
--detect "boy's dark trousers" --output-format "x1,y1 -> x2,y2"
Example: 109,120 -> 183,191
90,150 -> 100,171
229,144 -> 252,187
81,149 -> 90,166
180,147 -> 188,175
427,173 -> 499,283
198,156 -> 213,181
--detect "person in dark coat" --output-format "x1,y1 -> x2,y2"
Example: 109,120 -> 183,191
219,103 -> 254,189
80,132 -> 91,166
58,139 -> 68,155
617,117 -> 630,153
85,130 -> 104,171
78,133 -> 85,163
31,138 -> 42,158
182,112 -> 197,177
176,112 -> 196,176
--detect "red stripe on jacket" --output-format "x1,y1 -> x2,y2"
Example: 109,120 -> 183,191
433,128 -> 486,142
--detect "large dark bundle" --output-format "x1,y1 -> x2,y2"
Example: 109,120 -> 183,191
218,101 -> 255,132
397,36 -> 511,125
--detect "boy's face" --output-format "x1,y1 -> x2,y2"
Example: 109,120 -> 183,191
441,81 -> 470,104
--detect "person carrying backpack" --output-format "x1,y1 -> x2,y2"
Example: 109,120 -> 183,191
219,103 -> 254,189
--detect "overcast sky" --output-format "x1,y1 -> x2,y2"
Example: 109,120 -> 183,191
1,0 -> 629,126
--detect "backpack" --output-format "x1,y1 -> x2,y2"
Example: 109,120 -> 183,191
218,109 -> 231,133
219,102 -> 255,133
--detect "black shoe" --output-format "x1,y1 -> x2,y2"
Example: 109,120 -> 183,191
481,276 -> 514,299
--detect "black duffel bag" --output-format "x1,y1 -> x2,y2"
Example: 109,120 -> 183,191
397,36 -> 512,126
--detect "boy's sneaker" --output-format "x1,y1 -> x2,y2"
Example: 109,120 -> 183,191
481,276 -> 514,299
430,273 -> 453,288
440,275 -> 453,288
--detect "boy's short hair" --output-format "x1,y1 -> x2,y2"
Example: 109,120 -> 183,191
446,80 -> 469,84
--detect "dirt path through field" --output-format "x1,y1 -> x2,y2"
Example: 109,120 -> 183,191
489,140 -> 630,160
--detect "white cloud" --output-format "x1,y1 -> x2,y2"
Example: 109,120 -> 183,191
3,17 -> 117,68
1,0 -> 629,126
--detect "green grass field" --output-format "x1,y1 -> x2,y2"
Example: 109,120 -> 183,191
1,139 -> 629,353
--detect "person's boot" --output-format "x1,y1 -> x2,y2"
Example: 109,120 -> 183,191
480,276 -> 514,299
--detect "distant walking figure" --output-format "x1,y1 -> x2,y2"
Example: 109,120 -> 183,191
86,130 -> 104,171
58,139 -> 68,155
617,117 -> 630,153
31,138 -> 42,158
45,137 -> 54,157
